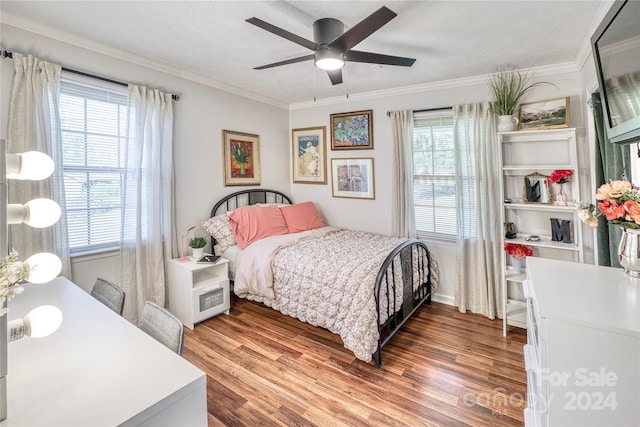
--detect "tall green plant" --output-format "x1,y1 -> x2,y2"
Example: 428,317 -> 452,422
488,65 -> 554,116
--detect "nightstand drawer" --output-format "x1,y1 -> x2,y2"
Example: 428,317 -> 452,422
192,278 -> 230,324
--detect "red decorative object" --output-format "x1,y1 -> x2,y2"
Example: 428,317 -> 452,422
549,169 -> 573,184
504,242 -> 534,260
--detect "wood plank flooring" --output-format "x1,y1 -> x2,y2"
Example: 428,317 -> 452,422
183,297 -> 527,427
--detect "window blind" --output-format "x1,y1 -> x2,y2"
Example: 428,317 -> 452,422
413,111 -> 456,237
60,77 -> 127,253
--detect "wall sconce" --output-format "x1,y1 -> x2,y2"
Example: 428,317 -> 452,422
7,305 -> 63,342
177,225 -> 196,263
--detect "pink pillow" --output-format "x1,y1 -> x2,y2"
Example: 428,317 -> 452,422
228,205 -> 289,249
279,202 -> 326,233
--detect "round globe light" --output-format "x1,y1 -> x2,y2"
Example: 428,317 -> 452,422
25,305 -> 63,338
24,198 -> 61,228
16,151 -> 55,180
25,252 -> 62,284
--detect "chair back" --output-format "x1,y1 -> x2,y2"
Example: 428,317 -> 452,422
139,301 -> 184,355
91,278 -> 125,316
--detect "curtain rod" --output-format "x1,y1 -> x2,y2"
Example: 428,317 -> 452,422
1,50 -> 180,101
386,107 -> 452,117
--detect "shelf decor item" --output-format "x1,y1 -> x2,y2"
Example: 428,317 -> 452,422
518,96 -> 570,131
488,65 -> 552,132
504,242 -> 533,273
578,179 -> 640,277
550,218 -> 571,243
549,169 -> 573,205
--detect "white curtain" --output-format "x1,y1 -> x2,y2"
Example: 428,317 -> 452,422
453,102 -> 503,319
390,110 -> 416,238
7,54 -> 71,278
120,84 -> 176,324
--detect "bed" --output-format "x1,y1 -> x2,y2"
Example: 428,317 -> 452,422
201,189 -> 438,366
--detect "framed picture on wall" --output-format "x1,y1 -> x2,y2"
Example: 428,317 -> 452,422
222,130 -> 260,186
292,126 -> 327,184
518,96 -> 570,130
331,158 -> 375,199
330,110 -> 373,150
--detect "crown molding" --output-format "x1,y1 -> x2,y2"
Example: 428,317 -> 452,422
289,62 -> 581,111
574,0 -> 616,72
0,12 -> 288,110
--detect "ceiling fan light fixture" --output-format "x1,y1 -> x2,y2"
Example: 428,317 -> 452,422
314,50 -> 344,71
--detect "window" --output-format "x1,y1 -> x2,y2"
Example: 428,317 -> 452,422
59,77 -> 127,253
412,111 -> 456,238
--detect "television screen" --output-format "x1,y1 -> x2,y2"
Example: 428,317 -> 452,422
591,0 -> 640,144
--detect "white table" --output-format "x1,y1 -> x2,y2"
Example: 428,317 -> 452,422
0,277 -> 207,426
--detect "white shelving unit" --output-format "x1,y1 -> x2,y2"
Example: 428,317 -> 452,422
498,128 -> 583,335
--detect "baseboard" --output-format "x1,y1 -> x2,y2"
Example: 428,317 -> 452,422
431,293 -> 454,306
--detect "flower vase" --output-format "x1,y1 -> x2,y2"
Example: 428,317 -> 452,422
498,115 -> 519,132
511,256 -> 524,273
554,182 -> 570,206
618,228 -> 640,277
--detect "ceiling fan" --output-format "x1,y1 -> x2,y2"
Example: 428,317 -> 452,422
246,6 -> 416,85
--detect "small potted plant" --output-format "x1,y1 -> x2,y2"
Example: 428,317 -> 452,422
488,65 -> 553,132
187,235 -> 207,259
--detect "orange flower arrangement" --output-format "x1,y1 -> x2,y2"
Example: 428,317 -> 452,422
504,243 -> 534,260
579,180 -> 640,229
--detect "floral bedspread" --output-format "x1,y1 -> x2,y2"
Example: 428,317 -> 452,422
233,226 -> 436,362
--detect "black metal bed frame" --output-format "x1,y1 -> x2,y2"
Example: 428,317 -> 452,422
211,189 -> 432,366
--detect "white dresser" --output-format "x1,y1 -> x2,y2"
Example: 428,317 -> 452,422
524,258 -> 639,426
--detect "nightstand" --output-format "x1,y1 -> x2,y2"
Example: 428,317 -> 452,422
167,257 -> 230,330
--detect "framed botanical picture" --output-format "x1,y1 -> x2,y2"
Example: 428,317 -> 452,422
331,158 -> 375,199
222,130 -> 260,186
292,126 -> 327,184
330,109 -> 373,150
518,96 -> 570,131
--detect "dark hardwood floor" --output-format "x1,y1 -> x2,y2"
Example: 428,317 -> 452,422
183,297 -> 527,427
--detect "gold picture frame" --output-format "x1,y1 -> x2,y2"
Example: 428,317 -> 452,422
330,109 -> 373,150
292,126 -> 327,184
223,130 -> 260,186
518,96 -> 570,130
331,158 -> 375,199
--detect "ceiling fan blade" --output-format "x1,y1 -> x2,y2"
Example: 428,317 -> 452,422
327,69 -> 343,85
246,17 -> 319,51
346,50 -> 416,67
253,54 -> 315,70
328,6 -> 397,51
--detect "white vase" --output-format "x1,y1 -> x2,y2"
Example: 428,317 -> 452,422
498,115 -> 519,132
191,247 -> 204,259
553,182 -> 571,205
511,256 -> 524,273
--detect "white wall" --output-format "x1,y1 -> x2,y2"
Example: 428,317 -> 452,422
0,24 -> 290,293
289,69 -> 590,303
0,23 -> 610,305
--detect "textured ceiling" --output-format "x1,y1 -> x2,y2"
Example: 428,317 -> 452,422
0,1 -> 607,107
